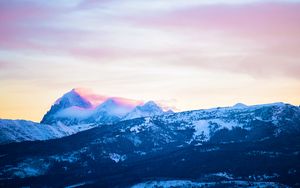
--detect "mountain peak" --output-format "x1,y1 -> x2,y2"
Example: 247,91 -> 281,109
233,103 -> 248,108
123,101 -> 164,120
143,101 -> 160,108
97,98 -> 119,110
41,89 -> 174,125
93,98 -> 137,119
54,89 -> 92,109
134,101 -> 163,113
41,89 -> 92,124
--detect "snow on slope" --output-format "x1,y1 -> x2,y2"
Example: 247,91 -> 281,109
122,102 -> 300,145
0,119 -> 96,144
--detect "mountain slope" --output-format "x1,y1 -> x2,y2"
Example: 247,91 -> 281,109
0,102 -> 300,187
0,119 -> 96,144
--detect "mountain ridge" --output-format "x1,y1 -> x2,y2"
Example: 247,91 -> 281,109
1,101 -> 299,144
40,89 -> 171,126
0,101 -> 299,187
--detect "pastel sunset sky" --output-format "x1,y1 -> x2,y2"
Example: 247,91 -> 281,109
1,0 -> 300,122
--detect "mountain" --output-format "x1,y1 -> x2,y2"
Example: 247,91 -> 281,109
1,102 -> 299,187
41,89 -> 92,125
0,119 -> 96,144
41,89 -> 168,125
232,102 -> 248,108
53,89 -> 92,109
123,101 -> 165,120
91,98 -> 136,124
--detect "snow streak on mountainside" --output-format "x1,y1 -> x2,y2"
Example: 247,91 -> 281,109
0,119 -> 96,144
41,89 -> 170,125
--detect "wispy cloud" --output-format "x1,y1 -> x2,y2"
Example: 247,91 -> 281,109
0,0 -> 300,121
125,2 -> 300,78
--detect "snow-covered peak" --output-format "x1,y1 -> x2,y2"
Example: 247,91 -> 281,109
232,103 -> 248,108
93,98 -> 136,118
98,98 -> 118,109
165,109 -> 175,114
140,101 -> 162,112
123,101 -> 165,120
41,89 -> 93,124
54,89 -> 92,109
41,89 -> 165,125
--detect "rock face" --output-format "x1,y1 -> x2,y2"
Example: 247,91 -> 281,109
1,102 -> 300,187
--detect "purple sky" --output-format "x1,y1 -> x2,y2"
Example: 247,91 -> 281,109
0,0 -> 300,121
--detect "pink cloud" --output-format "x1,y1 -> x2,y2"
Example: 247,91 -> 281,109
0,1 -> 85,53
0,1 -> 54,23
0,61 -> 10,69
127,2 -> 300,78
110,97 -> 144,107
1,1 -> 300,79
132,2 -> 300,35
69,48 -> 120,60
76,0 -> 114,9
73,88 -> 108,106
73,88 -> 143,107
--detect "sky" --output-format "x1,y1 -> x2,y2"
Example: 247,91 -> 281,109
0,0 -> 300,122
